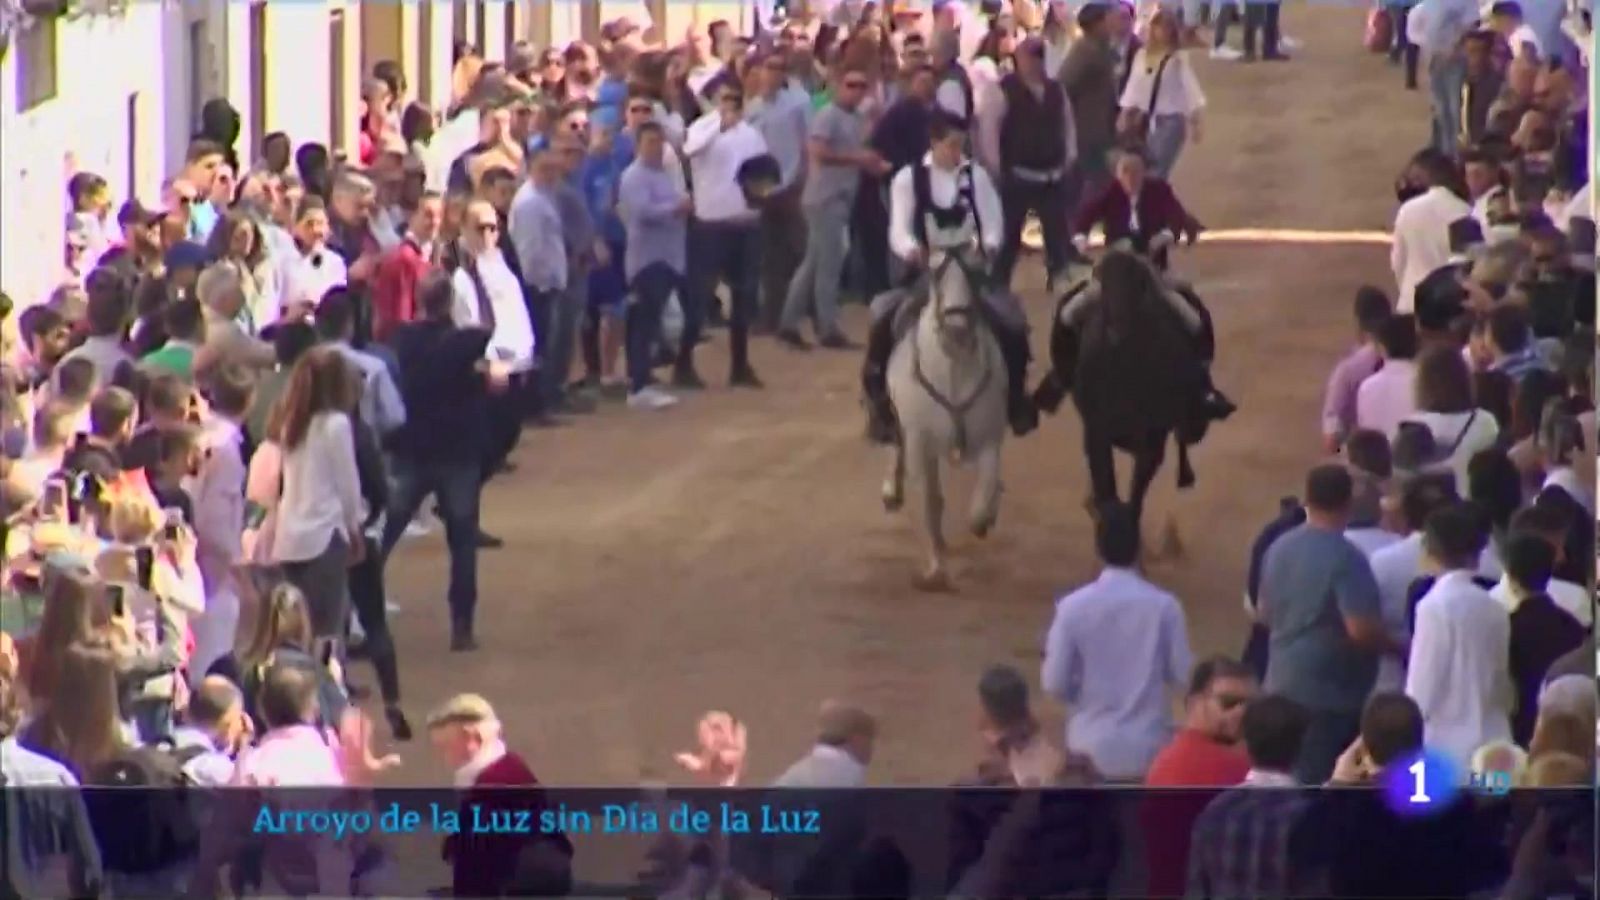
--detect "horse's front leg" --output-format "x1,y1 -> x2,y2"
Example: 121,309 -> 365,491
908,435 -> 950,591
969,441 -> 1003,539
1128,428 -> 1170,535
1082,420 -> 1119,518
882,438 -> 906,512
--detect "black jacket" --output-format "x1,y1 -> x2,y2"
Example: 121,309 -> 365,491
388,320 -> 493,464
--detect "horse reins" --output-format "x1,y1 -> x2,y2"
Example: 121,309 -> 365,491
912,251 -> 995,460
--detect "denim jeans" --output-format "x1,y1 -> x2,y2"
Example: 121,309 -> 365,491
1294,709 -> 1362,784
682,218 -> 760,375
540,272 -> 587,408
1428,52 -> 1466,157
782,198 -> 853,337
1146,114 -> 1189,180
628,263 -> 679,392
381,456 -> 481,630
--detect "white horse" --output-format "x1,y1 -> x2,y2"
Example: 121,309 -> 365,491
881,245 -> 1009,590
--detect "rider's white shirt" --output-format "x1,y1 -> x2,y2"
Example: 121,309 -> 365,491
888,154 -> 1004,263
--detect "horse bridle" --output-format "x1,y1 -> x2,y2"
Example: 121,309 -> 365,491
912,245 -> 995,459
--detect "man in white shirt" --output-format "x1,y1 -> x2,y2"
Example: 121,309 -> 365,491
451,200 -> 535,480
276,196 -> 349,324
1405,503 -> 1514,770
681,83 -> 769,389
1391,148 -> 1472,312
1356,313 -> 1420,440
863,112 -> 1034,444
1042,503 -> 1193,781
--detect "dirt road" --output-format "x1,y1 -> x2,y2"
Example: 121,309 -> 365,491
381,7 -> 1430,786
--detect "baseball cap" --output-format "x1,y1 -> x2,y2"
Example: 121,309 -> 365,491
117,199 -> 163,228
164,240 -> 209,272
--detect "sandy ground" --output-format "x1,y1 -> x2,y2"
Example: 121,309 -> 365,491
378,7 -> 1431,788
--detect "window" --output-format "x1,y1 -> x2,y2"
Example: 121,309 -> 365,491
249,0 -> 268,157
330,9 -> 347,154
15,15 -> 58,112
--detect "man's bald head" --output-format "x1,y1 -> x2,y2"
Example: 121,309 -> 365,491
189,675 -> 244,730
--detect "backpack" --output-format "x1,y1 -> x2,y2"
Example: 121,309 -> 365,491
86,742 -> 207,873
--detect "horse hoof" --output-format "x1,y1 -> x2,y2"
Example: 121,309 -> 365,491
914,568 -> 952,592
971,515 -> 997,539
881,483 -> 903,512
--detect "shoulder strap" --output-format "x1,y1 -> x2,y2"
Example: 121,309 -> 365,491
961,165 -> 984,258
912,162 -> 934,248
1444,410 -> 1479,456
1145,53 -> 1174,123
460,254 -> 498,332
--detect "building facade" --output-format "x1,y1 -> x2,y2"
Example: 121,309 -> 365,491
0,0 -> 757,307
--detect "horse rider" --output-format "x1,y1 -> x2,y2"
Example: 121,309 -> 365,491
1071,143 -> 1203,270
861,110 -> 1039,445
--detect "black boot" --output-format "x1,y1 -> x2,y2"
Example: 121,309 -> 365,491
1000,329 -> 1038,437
862,313 -> 899,444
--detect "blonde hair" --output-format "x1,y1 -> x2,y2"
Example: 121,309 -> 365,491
239,582 -> 314,671
105,493 -> 162,545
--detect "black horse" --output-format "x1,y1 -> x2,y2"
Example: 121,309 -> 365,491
1035,250 -> 1229,531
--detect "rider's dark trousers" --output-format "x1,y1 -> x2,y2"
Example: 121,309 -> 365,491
994,174 -> 1072,290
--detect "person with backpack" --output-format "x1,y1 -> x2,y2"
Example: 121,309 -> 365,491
208,582 -> 347,734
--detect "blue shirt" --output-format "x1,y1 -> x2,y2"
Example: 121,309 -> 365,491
1260,524 -> 1383,713
618,160 -> 689,279
188,200 -> 220,243
582,135 -> 635,245
1041,566 -> 1193,780
509,180 -> 568,292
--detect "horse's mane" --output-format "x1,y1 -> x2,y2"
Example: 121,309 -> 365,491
1087,251 -> 1167,350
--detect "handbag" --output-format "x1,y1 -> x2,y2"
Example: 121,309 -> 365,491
1118,51 -> 1174,143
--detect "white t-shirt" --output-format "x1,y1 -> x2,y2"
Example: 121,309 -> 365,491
1402,408 -> 1501,496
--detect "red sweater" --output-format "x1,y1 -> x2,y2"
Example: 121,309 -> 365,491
1073,177 -> 1198,245
371,239 -> 434,344
444,751 -> 573,898
1141,729 -> 1251,898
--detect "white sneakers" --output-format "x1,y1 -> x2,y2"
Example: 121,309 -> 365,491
628,386 -> 679,410
1210,45 -> 1243,61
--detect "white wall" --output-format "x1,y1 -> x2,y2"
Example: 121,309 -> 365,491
0,6 -> 171,307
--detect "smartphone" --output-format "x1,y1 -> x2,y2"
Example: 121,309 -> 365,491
41,479 -> 69,520
161,507 -> 184,541
107,585 -> 126,619
135,546 -> 155,591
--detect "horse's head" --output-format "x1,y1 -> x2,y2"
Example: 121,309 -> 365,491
1089,249 -> 1163,344
926,243 -> 987,347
